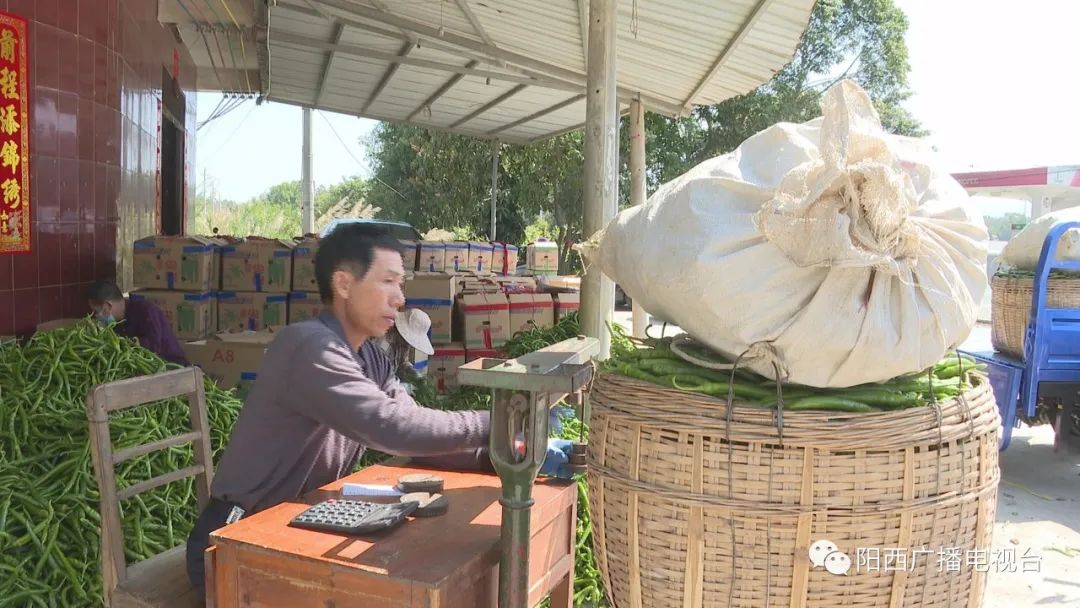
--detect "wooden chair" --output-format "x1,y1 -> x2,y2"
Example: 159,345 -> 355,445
86,367 -> 215,608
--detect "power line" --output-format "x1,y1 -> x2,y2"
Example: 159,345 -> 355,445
316,110 -> 411,204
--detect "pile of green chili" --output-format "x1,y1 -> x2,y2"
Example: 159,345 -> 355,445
608,336 -> 984,413
0,319 -> 242,607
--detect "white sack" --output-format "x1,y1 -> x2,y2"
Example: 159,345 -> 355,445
1000,207 -> 1080,270
579,80 -> 988,387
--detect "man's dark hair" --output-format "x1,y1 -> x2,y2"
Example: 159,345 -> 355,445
86,279 -> 124,304
314,224 -> 403,303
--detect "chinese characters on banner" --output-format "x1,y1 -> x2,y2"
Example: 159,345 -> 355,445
0,11 -> 28,255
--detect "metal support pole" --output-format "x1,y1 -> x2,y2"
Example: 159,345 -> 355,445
491,140 -> 499,241
580,0 -> 618,360
301,107 -> 315,235
629,95 -> 647,339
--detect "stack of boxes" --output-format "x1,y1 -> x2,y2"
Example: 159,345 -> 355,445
131,234 -> 575,394
131,236 -> 221,341
218,237 -> 293,332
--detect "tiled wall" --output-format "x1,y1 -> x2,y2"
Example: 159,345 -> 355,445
0,0 -> 198,337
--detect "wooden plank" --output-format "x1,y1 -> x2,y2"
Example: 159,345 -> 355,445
188,368 -> 215,509
112,432 -> 202,464
117,465 -> 206,501
86,393 -> 129,598
92,368 -> 200,413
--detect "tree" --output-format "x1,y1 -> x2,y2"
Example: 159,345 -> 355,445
316,175 -> 368,218
260,180 -> 302,207
365,0 -> 922,271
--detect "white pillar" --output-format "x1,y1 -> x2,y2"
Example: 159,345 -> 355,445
301,107 -> 315,235
491,140 -> 499,241
580,0 -> 618,359
629,95 -> 648,339
1031,194 -> 1052,219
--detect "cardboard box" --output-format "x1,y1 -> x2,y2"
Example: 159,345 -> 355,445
218,292 -> 289,332
467,242 -> 494,274
220,238 -> 296,293
429,343 -> 466,392
288,292 -> 324,324
465,348 -> 507,363
491,243 -> 519,276
496,275 -> 537,295
133,236 -> 220,291
508,293 -> 555,335
291,237 -> 319,292
526,239 -> 559,275
418,241 -> 446,272
459,275 -> 501,295
181,332 -> 274,391
443,242 -> 470,274
400,240 -> 419,271
129,290 -> 215,340
404,273 -> 457,344
408,349 -> 429,377
458,292 -> 510,349
555,292 -> 580,320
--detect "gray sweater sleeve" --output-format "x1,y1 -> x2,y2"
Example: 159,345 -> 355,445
290,336 -> 491,457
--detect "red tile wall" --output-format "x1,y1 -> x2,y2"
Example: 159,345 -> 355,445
0,0 -> 198,337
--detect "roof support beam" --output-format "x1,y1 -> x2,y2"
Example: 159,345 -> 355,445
449,84 -> 527,129
275,31 -> 579,91
363,41 -> 412,114
453,0 -> 495,47
315,21 -> 345,106
681,0 -> 775,111
306,0 -> 687,116
407,60 -> 479,121
486,94 -> 585,136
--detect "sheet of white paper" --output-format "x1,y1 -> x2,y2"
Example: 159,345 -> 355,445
341,483 -> 404,497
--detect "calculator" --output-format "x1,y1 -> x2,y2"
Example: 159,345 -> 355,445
288,499 -> 420,535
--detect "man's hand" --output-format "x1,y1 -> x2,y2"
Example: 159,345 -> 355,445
539,439 -> 575,479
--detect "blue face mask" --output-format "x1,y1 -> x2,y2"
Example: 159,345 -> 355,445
96,314 -> 116,325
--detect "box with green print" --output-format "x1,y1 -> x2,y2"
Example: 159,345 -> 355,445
288,292 -> 324,324
217,292 -> 288,332
220,238 -> 296,293
129,290 -> 215,341
132,236 -> 221,291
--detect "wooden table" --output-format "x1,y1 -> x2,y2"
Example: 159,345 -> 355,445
205,464 -> 577,608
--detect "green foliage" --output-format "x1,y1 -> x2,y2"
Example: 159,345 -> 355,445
188,175 -> 371,239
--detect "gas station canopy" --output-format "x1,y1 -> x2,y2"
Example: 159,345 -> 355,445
160,0 -> 816,144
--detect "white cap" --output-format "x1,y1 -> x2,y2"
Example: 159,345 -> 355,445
394,308 -> 435,355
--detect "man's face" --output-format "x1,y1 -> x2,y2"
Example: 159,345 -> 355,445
89,298 -> 125,323
334,248 -> 406,340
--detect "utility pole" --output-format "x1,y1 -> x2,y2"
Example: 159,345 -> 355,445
301,107 -> 315,235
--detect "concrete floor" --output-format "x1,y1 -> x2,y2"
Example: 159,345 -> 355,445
985,424 -> 1080,607
609,313 -> 1080,607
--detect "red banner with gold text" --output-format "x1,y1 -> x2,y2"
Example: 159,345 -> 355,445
0,11 -> 29,254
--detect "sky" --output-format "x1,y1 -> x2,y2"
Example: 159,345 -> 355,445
193,0 -> 1080,215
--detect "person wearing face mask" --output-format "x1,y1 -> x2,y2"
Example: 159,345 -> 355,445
86,279 -> 189,366
183,224 -> 575,601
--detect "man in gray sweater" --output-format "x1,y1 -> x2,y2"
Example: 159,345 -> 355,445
185,224 -> 570,599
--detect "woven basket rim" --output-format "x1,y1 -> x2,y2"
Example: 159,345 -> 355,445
590,370 -> 998,450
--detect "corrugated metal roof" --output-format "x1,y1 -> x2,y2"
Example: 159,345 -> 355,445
160,0 -> 815,144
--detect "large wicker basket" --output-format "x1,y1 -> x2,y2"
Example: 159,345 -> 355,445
587,372 -> 1000,608
991,273 -> 1080,358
